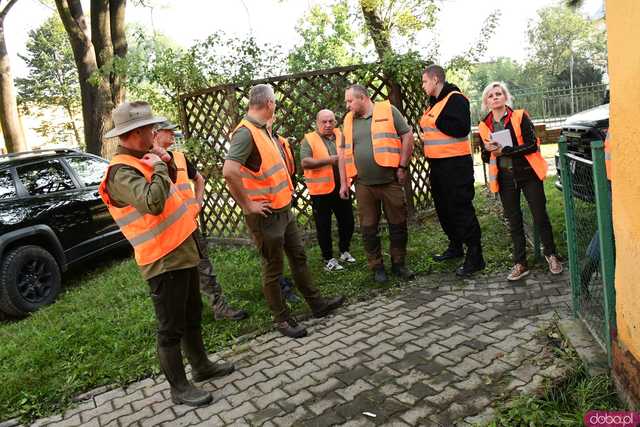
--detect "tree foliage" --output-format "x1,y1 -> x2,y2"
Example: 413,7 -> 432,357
524,5 -> 606,87
287,0 -> 361,73
16,15 -> 82,146
468,57 -> 526,95
127,29 -> 284,121
358,0 -> 439,59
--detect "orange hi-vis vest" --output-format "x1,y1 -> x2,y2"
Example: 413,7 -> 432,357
604,131 -> 612,181
478,109 -> 548,193
233,119 -> 294,209
420,91 -> 472,159
342,100 -> 401,181
172,150 -> 200,219
98,154 -> 198,266
277,135 -> 296,176
303,129 -> 341,195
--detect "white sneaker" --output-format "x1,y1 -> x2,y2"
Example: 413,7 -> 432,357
324,258 -> 344,272
339,251 -> 356,263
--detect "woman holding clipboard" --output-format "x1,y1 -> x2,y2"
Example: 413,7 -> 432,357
479,81 -> 563,281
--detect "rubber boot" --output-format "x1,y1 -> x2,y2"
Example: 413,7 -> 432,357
157,345 -> 212,407
181,330 -> 235,382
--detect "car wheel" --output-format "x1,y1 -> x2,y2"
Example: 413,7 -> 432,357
0,245 -> 62,317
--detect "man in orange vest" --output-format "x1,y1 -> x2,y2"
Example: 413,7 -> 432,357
421,65 -> 484,277
100,102 -> 234,407
301,109 -> 356,272
223,84 -> 344,339
339,84 -> 415,283
154,121 -> 248,321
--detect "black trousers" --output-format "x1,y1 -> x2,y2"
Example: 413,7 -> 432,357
311,190 -> 355,260
430,155 -> 482,248
498,167 -> 557,265
147,267 -> 202,348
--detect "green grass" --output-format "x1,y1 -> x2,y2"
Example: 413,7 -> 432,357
0,182 -> 567,422
488,324 -> 626,427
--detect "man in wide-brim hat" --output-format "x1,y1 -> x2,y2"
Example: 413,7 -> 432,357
99,101 -> 235,407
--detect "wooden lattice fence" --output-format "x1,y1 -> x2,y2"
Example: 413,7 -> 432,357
179,63 -> 432,242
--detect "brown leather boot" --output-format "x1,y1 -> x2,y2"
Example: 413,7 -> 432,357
213,301 -> 248,321
312,295 -> 345,318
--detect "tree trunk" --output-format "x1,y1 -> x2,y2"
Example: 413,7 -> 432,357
0,0 -> 27,153
109,0 -> 126,106
360,1 -> 392,61
55,0 -> 113,155
359,1 -> 403,109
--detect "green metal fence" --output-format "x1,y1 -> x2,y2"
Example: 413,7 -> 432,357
470,83 -> 609,126
558,137 -> 616,364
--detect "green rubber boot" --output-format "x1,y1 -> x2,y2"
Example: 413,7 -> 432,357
181,330 -> 235,382
157,345 -> 212,407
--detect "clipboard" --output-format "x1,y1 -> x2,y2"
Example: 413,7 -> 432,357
490,129 -> 513,148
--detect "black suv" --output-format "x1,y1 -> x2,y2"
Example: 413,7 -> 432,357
554,103 -> 609,201
0,148 -> 127,317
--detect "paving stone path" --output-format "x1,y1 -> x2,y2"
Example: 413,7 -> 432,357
18,270 -> 572,427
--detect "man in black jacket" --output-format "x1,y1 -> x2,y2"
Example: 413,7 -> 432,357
420,65 -> 484,277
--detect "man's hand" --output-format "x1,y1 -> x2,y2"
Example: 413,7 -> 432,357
329,155 -> 339,165
245,200 -> 272,217
150,144 -> 171,162
141,153 -> 163,168
396,168 -> 407,185
339,184 -> 350,200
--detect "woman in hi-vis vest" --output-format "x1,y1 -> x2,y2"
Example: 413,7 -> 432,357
479,81 -> 563,281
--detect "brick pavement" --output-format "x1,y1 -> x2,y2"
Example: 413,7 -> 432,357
13,270 -> 572,427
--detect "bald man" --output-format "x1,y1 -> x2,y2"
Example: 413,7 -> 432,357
301,110 -> 356,271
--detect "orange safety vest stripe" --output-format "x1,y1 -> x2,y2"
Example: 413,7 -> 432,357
479,109 -> 548,193
342,100 -> 400,180
98,154 -> 197,266
233,119 -> 293,209
172,150 -> 200,219
302,130 -> 339,195
420,91 -> 472,159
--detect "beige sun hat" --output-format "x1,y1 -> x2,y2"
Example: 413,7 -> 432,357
104,101 -> 166,138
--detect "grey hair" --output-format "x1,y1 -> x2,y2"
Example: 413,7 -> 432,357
249,84 -> 275,108
346,84 -> 369,99
481,81 -> 513,113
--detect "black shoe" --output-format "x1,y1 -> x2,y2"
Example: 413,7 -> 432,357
391,263 -> 415,280
312,295 -> 345,318
433,246 -> 464,262
373,265 -> 388,283
455,245 -> 485,277
276,320 -> 308,338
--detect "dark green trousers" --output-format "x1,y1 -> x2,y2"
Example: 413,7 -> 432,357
245,209 -> 322,322
147,267 -> 202,348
